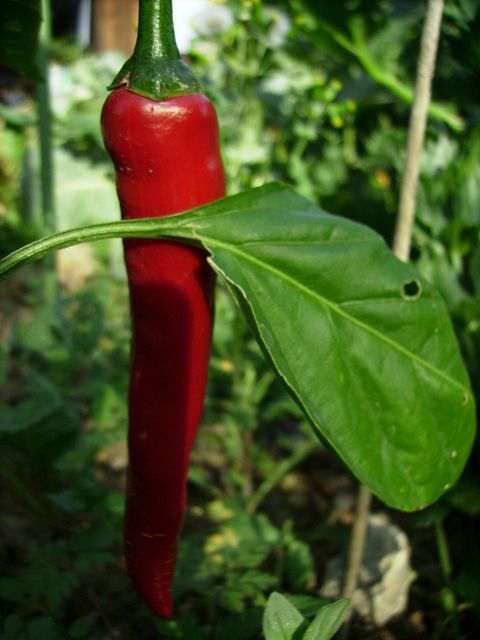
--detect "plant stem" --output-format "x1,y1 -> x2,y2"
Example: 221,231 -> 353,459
393,0 -> 445,262
357,51 -> 462,133
320,16 -> 463,132
36,0 -> 55,237
339,484 -> 372,639
36,0 -> 57,301
434,521 -> 461,639
108,0 -> 200,100
246,440 -> 317,514
241,430 -> 254,499
342,485 -> 372,599
435,520 -> 452,578
135,0 -> 180,61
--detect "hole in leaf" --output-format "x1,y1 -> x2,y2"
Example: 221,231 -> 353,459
401,279 -> 422,300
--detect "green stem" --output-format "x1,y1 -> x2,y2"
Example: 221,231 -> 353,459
319,21 -> 464,132
357,50 -> 463,133
36,0 -> 55,236
135,0 -> 179,60
246,440 -> 317,514
434,520 -> 461,638
435,520 -> 452,578
108,0 -> 200,100
0,216 -> 193,279
36,0 -> 57,301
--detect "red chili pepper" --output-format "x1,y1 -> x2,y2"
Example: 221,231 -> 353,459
100,0 -> 225,618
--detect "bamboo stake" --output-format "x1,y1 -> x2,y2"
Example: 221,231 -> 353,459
341,2 -> 445,636
393,0 -> 445,262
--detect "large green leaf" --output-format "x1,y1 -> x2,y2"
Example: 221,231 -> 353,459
0,184 -> 475,510
0,0 -> 41,80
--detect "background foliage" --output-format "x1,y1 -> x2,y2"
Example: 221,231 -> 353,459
0,0 -> 479,638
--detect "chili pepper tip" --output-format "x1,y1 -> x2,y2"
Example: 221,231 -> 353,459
150,593 -> 173,620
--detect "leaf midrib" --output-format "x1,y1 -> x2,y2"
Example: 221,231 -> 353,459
203,235 -> 468,394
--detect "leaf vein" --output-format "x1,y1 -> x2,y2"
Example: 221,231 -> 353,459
204,237 -> 467,393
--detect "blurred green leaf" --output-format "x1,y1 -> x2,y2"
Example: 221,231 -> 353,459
21,545 -> 79,614
410,501 -> 451,528
1,614 -> 61,640
68,614 -> 96,639
214,609 -> 263,640
288,595 -> 331,618
13,305 -> 69,361
362,14 -> 416,76
0,104 -> 36,128
0,372 -> 62,434
0,348 -> 9,388
303,598 -> 350,640
200,510 -> 279,574
453,132 -> 480,227
446,477 -> 480,516
47,488 -> 86,514
283,537 -> 316,593
0,0 -> 41,80
415,244 -> 469,309
2,615 -> 23,639
68,527 -> 118,552
454,570 -> 480,615
0,577 -> 26,604
54,150 -> 118,227
27,617 -> 60,639
470,248 -> 480,297
263,592 -> 305,640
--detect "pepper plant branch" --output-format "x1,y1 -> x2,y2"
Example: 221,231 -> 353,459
0,216 -> 196,279
246,439 -> 318,515
357,50 -> 461,132
435,521 -> 461,638
393,0 -> 445,262
318,18 -> 462,132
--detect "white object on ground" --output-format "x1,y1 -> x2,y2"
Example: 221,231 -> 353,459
320,513 -> 415,626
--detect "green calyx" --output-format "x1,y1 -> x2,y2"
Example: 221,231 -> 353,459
108,58 -> 200,100
108,0 -> 200,101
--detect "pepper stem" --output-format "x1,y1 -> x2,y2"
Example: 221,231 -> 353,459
108,0 -> 200,100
